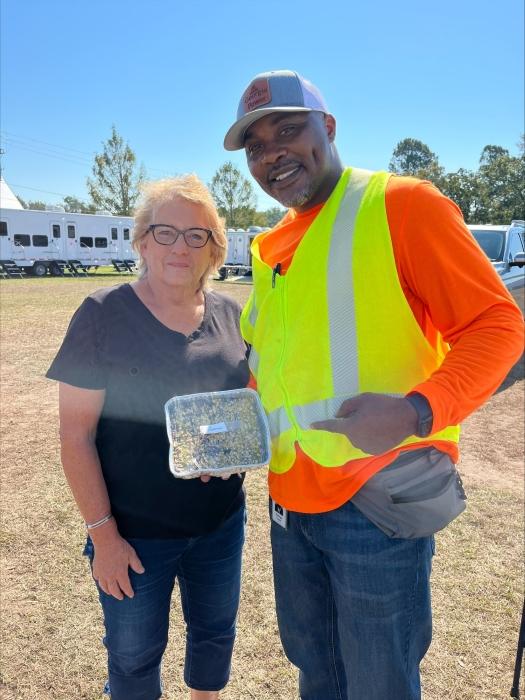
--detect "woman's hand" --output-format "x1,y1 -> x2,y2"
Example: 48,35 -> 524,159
91,527 -> 145,600
57,383 -> 145,600
200,473 -> 234,483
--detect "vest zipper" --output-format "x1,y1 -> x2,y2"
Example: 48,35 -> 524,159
273,266 -> 299,440
272,263 -> 281,288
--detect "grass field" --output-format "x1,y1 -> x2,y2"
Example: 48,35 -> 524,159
1,275 -> 523,700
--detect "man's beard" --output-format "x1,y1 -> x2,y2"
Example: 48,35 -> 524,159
277,185 -> 314,209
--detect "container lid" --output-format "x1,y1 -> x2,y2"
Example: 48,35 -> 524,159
165,387 -> 271,479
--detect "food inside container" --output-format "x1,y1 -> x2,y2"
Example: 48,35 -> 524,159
165,388 -> 271,479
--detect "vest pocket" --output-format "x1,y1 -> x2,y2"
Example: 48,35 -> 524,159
351,447 -> 466,539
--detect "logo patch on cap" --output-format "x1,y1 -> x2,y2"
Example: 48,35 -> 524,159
243,79 -> 271,114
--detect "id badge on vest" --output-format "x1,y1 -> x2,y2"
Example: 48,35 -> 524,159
271,499 -> 288,529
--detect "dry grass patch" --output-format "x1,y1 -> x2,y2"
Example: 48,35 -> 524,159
1,276 -> 523,699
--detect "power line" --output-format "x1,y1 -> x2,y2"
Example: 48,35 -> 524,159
2,139 -> 92,166
1,129 -> 177,176
0,130 -> 95,157
1,131 -> 184,192
8,183 -> 76,199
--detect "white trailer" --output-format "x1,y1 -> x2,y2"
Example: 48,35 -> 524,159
0,207 -> 136,276
219,227 -> 266,279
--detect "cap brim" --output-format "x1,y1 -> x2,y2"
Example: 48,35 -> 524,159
223,106 -> 313,151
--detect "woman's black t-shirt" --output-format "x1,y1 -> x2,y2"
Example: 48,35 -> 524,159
46,283 -> 250,539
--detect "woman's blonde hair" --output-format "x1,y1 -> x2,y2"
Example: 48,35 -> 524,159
132,174 -> 227,289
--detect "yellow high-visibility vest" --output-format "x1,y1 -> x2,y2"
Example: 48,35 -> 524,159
241,167 -> 460,474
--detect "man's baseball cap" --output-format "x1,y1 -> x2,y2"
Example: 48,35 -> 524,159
224,70 -> 329,151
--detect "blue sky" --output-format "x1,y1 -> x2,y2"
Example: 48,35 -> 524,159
1,0 -> 523,211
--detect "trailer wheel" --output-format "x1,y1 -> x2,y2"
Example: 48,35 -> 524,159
50,262 -> 63,276
218,267 -> 228,280
32,262 -> 48,277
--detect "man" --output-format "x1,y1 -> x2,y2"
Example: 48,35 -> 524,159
224,70 -> 524,700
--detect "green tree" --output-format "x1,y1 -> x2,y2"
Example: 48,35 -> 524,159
209,162 -> 256,228
388,135 -> 524,224
62,195 -> 97,214
440,169 -> 481,223
476,147 -> 525,223
517,134 -> 525,158
479,145 -> 509,167
25,200 -> 47,210
87,126 -> 145,215
265,206 -> 286,227
251,211 -> 269,227
389,138 -> 444,184
226,206 -> 259,229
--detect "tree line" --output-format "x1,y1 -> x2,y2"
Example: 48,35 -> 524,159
389,136 -> 524,223
16,127 -> 523,227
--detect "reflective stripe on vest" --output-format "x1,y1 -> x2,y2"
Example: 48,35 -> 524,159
242,167 -> 460,475
249,298 -> 258,327
326,167 -> 371,394
248,345 -> 260,376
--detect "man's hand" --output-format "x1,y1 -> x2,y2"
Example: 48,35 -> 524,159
92,533 -> 145,600
310,393 -> 418,455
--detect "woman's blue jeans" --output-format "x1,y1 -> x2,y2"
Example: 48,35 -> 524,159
270,498 -> 434,700
84,504 -> 246,700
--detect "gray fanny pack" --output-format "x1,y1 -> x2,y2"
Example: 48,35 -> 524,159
351,447 -> 467,539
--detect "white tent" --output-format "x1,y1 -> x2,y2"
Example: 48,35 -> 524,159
0,178 -> 24,210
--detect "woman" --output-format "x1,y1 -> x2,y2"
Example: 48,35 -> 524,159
46,175 -> 249,700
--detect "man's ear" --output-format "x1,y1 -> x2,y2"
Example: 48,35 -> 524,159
324,114 -> 336,143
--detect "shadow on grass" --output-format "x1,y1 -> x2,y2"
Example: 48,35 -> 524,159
1,269 -> 136,281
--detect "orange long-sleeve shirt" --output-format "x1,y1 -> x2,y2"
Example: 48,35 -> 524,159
250,174 -> 524,513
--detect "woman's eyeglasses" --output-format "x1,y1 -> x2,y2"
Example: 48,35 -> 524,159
147,225 -> 212,248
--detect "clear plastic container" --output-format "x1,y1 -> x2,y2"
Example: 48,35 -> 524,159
164,388 -> 271,479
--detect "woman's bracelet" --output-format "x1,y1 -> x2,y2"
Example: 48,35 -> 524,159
86,513 -> 113,530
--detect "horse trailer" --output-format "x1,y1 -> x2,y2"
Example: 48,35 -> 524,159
0,207 -> 136,276
219,227 -> 267,279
